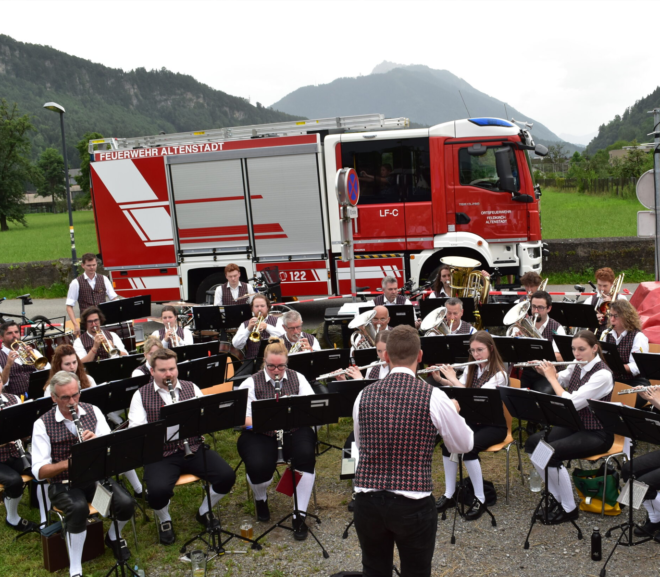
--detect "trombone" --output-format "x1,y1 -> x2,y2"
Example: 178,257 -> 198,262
10,340 -> 47,370
248,313 -> 266,343
93,327 -> 120,358
596,273 -> 625,317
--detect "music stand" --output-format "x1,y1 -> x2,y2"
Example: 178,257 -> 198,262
499,387 -> 584,548
419,336 -> 454,366
588,401 -> 660,576
419,298 -> 476,323
192,304 -> 252,332
369,305 -> 415,328
599,341 -> 627,376
84,354 -> 144,384
478,303 -> 519,327
79,374 -> 150,415
352,348 -> 378,367
548,303 -> 599,332
287,349 -> 350,383
326,380 -> 376,419
251,393 -> 341,557
159,389 -> 260,557
229,340 -> 269,385
553,334 -> 574,361
99,295 -> 151,326
69,420 -> 164,577
28,369 -> 51,400
632,352 -> 660,380
173,341 -> 219,362
443,334 -> 472,363
176,355 -> 227,390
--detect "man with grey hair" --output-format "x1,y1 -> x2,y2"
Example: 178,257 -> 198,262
279,310 -> 321,353
445,298 -> 476,335
32,371 -> 135,575
373,276 -> 412,307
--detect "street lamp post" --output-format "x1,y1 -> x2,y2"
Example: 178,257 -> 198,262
43,102 -> 77,279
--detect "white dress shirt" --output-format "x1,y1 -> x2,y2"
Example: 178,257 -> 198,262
66,273 -> 117,307
429,288 -> 450,299
232,316 -> 285,350
73,331 -> 127,359
32,403 -> 110,481
608,329 -> 648,376
459,366 -> 508,389
283,333 -> 322,353
238,369 -> 315,419
213,282 -> 256,306
151,327 -> 194,349
537,316 -> 566,354
42,374 -> 97,397
132,361 -> 152,378
128,380 -> 204,443
378,297 -> 413,306
556,354 -> 614,411
353,367 -> 474,499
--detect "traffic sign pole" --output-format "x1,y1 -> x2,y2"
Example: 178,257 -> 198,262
653,108 -> 660,281
335,168 -> 360,303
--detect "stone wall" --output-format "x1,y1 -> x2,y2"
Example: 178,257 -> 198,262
0,259 -> 104,290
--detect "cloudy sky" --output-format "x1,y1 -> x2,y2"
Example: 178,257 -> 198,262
3,0 -> 656,144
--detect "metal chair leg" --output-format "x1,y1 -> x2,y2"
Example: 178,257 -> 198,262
505,446 -> 511,504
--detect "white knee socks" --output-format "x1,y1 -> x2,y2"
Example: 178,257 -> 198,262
644,494 -> 660,523
464,459 -> 485,504
153,503 -> 171,523
443,456 -> 458,498
198,487 -> 225,516
556,466 -> 576,512
247,474 -> 271,502
68,530 -> 87,576
122,470 -> 143,494
37,484 -> 50,524
535,463 -> 561,503
106,519 -> 128,541
294,471 -> 315,517
4,495 -> 21,525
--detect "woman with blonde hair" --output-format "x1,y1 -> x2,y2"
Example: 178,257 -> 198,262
132,336 -> 164,378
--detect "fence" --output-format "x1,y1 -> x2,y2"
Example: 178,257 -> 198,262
536,177 -> 638,196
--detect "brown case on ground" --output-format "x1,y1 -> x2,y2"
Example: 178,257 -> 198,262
42,516 -> 104,572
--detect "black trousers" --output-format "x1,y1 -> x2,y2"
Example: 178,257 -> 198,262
622,449 -> 660,501
354,492 -> 437,577
525,427 -> 614,468
237,427 -> 316,485
49,479 -> 134,534
143,447 -> 235,510
0,457 -> 28,499
521,367 -> 555,395
441,423 -> 507,461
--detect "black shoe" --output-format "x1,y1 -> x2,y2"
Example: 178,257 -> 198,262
5,518 -> 38,533
347,496 -> 355,512
157,520 -> 176,545
465,498 -> 487,521
133,488 -> 144,501
436,495 -> 456,513
255,499 -> 270,522
635,519 -> 660,537
549,506 -> 579,525
105,533 -> 131,561
196,511 -> 220,530
293,515 -> 309,541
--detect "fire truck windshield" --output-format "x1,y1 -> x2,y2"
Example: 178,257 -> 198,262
458,146 -> 520,192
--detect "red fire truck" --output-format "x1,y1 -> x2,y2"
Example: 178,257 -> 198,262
88,113 -> 545,303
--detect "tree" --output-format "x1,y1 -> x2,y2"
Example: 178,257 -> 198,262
74,132 -> 103,201
36,147 -> 65,212
546,143 -> 567,165
0,100 -> 41,231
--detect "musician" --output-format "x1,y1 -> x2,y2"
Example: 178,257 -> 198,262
431,331 -> 508,520
582,267 -> 627,331
232,295 -> 285,358
73,307 -> 128,363
520,291 -> 566,395
132,336 -> 164,378
445,298 -> 476,335
350,306 -> 391,354
373,276 -> 412,306
0,376 -> 38,533
237,338 -> 317,540
352,325 -> 473,577
429,265 -> 452,299
525,330 -> 614,524
0,321 -> 51,397
127,348 -> 236,545
66,253 -> 119,336
621,386 -> 660,538
518,271 -> 543,303
338,331 -> 390,381
280,310 -> 321,353
603,300 -> 650,408
213,263 -> 255,306
32,371 -> 135,574
151,306 -> 193,349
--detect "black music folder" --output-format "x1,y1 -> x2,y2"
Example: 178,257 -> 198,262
99,295 -> 151,325
548,302 -> 599,332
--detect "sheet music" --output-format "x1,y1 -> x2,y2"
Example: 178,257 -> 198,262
92,482 -> 113,517
618,480 -> 649,510
341,458 -> 356,477
531,439 -> 555,470
351,441 -> 359,468
338,302 -> 374,316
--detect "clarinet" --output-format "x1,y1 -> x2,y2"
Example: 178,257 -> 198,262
0,397 -> 31,473
274,375 -> 285,464
67,404 -> 85,444
165,378 -> 194,459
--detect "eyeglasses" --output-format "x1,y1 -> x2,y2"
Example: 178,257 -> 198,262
266,364 -> 287,371
54,391 -> 81,404
531,305 -> 547,311
285,325 -> 303,331
608,314 -> 619,319
468,348 -> 489,355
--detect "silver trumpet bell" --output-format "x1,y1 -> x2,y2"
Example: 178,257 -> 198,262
420,306 -> 450,336
349,309 -> 378,349
504,300 -> 544,339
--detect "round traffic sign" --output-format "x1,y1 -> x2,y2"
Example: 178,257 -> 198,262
637,169 -> 655,209
346,170 -> 359,206
335,168 -> 360,206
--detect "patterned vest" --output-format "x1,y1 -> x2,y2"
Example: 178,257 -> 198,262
355,372 -> 437,492
566,361 -> 612,430
606,330 -> 639,382
451,321 -> 473,335
40,403 -> 98,483
222,282 -> 249,305
158,327 -> 185,347
139,380 -> 203,458
252,369 -> 300,436
242,315 -> 279,358
541,318 -> 562,344
284,332 -> 316,353
135,363 -> 151,377
79,330 -> 114,360
0,394 -> 21,462
0,348 -> 36,396
76,274 -> 107,313
367,365 -> 388,380
468,367 -> 495,389
374,294 -> 407,306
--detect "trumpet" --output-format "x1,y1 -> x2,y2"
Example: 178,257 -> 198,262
165,378 -> 193,459
165,322 -> 183,347
68,404 -> 85,444
10,340 -> 47,370
0,397 -> 31,473
512,360 -> 588,368
416,359 -> 488,375
289,337 -> 308,354
93,327 -> 120,358
249,313 -> 265,343
618,384 -> 660,396
317,361 -> 387,381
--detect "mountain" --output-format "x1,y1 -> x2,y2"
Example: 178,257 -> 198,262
586,87 -> 660,153
0,34 -> 301,166
271,61 -> 580,151
559,131 -> 598,146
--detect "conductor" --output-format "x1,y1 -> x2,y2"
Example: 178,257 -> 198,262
352,325 -> 474,577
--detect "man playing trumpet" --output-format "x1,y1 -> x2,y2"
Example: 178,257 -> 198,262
232,295 -> 284,359
0,321 -> 51,397
73,307 -> 128,363
280,311 -> 321,354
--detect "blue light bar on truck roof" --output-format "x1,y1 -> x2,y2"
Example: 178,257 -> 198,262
468,118 -> 515,127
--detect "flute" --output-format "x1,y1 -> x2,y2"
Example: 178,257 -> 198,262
416,359 -> 488,375
618,384 -> 660,396
512,360 -> 588,368
317,361 -> 387,381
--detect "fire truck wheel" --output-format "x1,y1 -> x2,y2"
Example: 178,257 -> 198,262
196,272 -> 227,304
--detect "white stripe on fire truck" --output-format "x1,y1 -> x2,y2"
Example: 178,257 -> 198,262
122,211 -> 148,241
145,241 -> 175,247
119,201 -> 169,210
93,159 -> 159,204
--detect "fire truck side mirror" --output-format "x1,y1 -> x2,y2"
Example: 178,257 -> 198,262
534,143 -> 549,157
494,148 -> 517,194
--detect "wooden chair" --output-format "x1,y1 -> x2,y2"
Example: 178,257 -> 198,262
648,343 -> 660,354
0,474 -> 43,540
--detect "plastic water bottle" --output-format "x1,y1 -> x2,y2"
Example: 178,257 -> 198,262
591,527 -> 602,561
529,468 -> 542,493
134,566 -> 145,577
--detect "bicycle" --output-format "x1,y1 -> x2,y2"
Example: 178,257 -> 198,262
0,294 -> 53,339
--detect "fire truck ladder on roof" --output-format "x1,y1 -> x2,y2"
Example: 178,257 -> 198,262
88,114 -> 410,153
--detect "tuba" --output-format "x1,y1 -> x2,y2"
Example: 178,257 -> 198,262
10,340 -> 48,370
349,309 -> 378,350
504,301 -> 544,339
440,257 -> 490,330
420,307 -> 451,336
